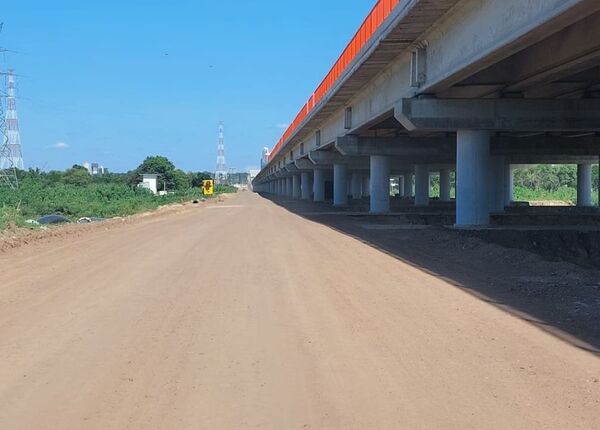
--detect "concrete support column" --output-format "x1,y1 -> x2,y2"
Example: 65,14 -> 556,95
439,169 -> 451,202
404,173 -> 414,197
456,130 -> 491,226
280,179 -> 285,195
504,164 -> 514,206
313,169 -> 325,202
577,163 -> 593,207
398,176 -> 406,197
370,155 -> 391,214
347,175 -> 352,199
489,156 -> 506,212
292,174 -> 301,199
286,177 -> 293,197
414,165 -> 430,206
351,172 -> 362,200
362,175 -> 370,197
301,172 -> 313,200
333,164 -> 348,207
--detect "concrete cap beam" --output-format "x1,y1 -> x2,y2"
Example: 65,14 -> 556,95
294,158 -> 315,171
284,163 -> 300,173
492,134 -> 600,155
395,98 -> 600,132
308,150 -> 369,169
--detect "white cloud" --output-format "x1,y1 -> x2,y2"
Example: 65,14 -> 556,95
51,142 -> 69,149
275,123 -> 289,130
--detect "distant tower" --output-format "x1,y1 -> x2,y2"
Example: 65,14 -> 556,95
215,122 -> 227,184
0,69 -> 21,188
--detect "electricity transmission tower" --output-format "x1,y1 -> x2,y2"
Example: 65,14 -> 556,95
215,122 -> 227,185
0,24 -> 19,188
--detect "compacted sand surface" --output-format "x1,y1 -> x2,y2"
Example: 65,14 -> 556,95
0,192 -> 599,429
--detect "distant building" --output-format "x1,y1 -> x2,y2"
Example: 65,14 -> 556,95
138,174 -> 159,195
261,147 -> 270,168
248,169 -> 260,189
248,169 -> 260,182
83,161 -> 108,175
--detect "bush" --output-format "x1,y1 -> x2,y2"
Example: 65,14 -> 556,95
0,164 -> 236,227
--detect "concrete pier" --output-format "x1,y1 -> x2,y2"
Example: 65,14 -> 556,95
301,172 -> 312,200
489,156 -> 505,212
398,176 -> 406,197
333,164 -> 348,207
414,165 -> 430,206
370,155 -> 391,214
439,169 -> 451,202
577,163 -> 593,207
292,175 -> 301,199
351,172 -> 362,200
362,175 -> 370,197
404,173 -> 414,197
456,130 -> 491,226
504,164 -> 514,206
313,169 -> 325,202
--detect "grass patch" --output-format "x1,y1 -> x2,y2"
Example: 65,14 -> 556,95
513,186 -> 598,205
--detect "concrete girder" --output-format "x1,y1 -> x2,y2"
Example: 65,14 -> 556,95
335,135 -> 455,157
482,10 -> 600,95
396,98 -> 600,132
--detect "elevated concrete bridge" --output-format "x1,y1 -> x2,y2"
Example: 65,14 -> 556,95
253,0 -> 600,226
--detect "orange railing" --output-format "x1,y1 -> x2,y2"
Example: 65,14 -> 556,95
268,0 -> 401,162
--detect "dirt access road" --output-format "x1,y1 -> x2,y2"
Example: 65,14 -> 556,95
1,191 -> 599,429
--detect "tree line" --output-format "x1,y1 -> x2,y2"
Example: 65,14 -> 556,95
17,155 -> 215,192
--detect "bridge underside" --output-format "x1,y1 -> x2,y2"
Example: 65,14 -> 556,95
256,1 -> 600,227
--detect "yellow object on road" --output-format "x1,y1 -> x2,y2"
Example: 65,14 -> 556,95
202,180 -> 214,196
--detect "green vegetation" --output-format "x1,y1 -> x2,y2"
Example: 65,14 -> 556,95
0,156 -> 237,230
400,164 -> 599,204
514,164 -> 599,204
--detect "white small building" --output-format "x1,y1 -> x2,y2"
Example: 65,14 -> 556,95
139,174 -> 159,195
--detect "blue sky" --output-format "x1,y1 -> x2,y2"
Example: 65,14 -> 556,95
1,1 -> 374,173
